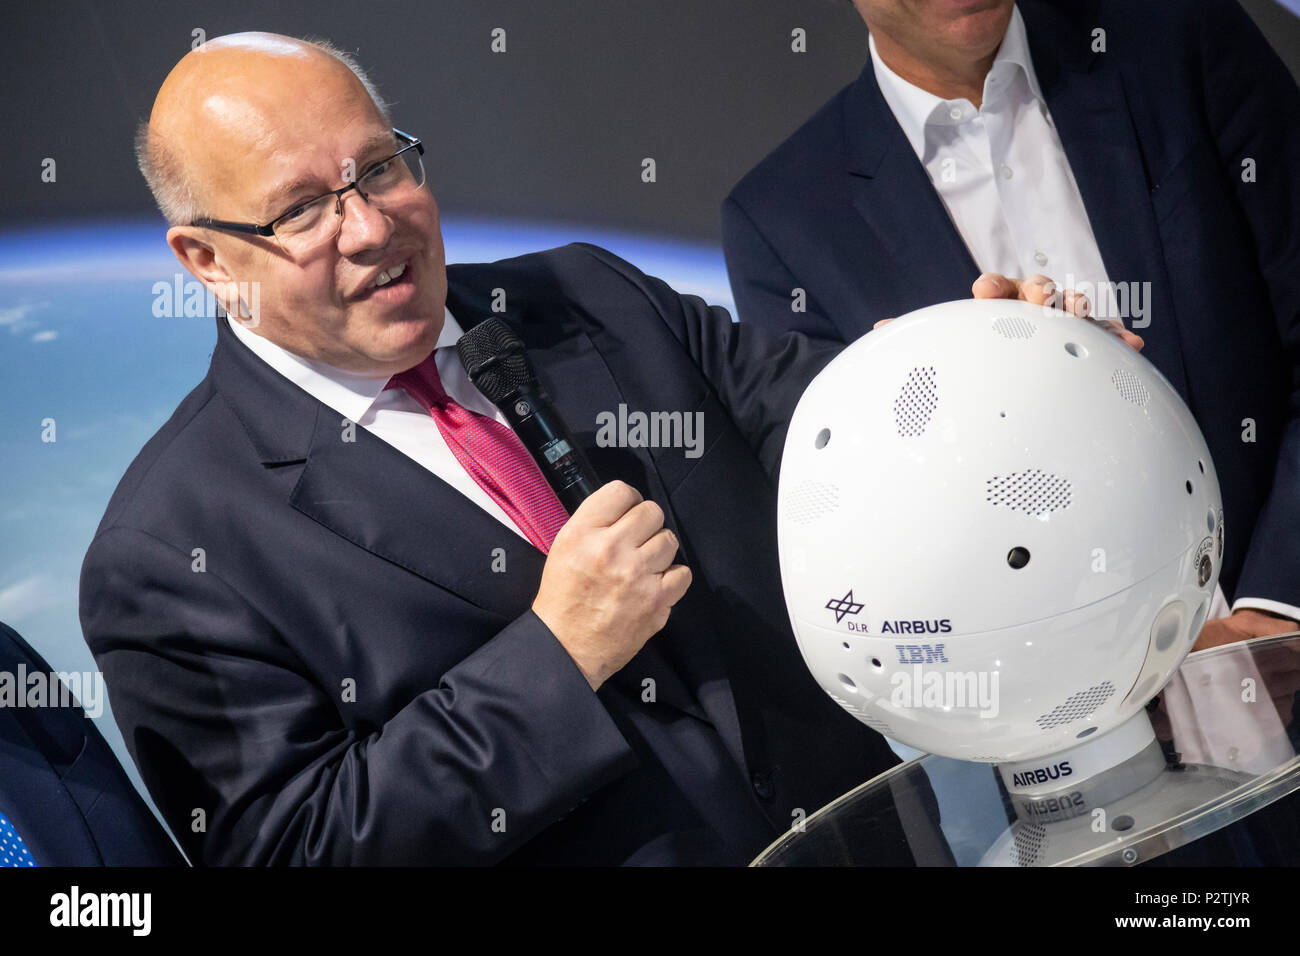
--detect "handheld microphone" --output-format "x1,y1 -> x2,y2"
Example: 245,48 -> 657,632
457,318 -> 602,512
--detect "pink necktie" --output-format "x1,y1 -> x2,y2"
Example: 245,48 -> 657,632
386,352 -> 570,552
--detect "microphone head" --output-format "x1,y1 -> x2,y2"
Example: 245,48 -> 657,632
456,317 -> 535,403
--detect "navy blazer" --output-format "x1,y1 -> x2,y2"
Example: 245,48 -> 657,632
79,243 -> 899,866
722,0 -> 1300,611
0,622 -> 183,865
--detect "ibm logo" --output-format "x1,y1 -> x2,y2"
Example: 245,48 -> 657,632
894,644 -> 949,664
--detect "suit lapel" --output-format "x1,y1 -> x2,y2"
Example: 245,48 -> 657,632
842,62 -> 982,307
289,405 -> 547,617
214,290 -> 718,725
1021,1 -> 1190,397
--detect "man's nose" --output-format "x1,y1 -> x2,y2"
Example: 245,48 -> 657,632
334,188 -> 393,253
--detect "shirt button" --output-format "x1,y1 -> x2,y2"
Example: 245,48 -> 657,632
949,106 -> 963,121
1199,673 -> 1212,687
1034,251 -> 1048,266
1228,747 -> 1240,762
1000,164 -> 1014,180
751,770 -> 775,801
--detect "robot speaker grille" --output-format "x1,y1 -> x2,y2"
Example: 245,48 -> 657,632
992,315 -> 1037,339
1111,367 -> 1151,407
894,366 -> 938,437
985,469 -> 1074,516
783,480 -> 840,525
1035,681 -> 1116,730
1010,823 -> 1047,866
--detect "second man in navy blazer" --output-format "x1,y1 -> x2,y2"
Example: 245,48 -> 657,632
723,0 -> 1300,636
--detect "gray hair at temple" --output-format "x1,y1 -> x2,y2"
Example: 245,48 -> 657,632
134,36 -> 392,227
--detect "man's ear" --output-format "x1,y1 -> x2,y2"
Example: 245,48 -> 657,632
165,227 -> 252,322
166,227 -> 232,288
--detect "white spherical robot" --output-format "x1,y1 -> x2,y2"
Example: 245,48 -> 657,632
777,298 -> 1223,794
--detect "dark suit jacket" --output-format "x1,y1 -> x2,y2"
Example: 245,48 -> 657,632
722,0 -> 1300,610
79,242 -> 898,865
0,621 -> 183,865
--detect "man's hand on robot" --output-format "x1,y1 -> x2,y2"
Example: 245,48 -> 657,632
872,272 -> 1146,354
1192,607 -> 1300,653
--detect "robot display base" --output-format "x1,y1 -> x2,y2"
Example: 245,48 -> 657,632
982,711 -> 1250,866
752,635 -> 1300,867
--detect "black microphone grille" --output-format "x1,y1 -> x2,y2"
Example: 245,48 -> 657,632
456,317 -> 535,403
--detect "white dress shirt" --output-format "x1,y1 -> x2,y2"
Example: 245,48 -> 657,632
870,6 -> 1113,307
868,7 -> 1298,624
227,309 -> 528,541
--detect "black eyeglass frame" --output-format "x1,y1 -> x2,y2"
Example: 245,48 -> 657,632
188,128 -> 425,238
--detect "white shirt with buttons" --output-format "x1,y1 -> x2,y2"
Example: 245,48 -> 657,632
870,6 -> 1111,304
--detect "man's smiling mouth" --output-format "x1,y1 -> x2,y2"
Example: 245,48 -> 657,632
353,257 -> 417,302
367,260 -> 408,290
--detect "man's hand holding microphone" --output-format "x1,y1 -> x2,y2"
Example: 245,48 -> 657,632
532,481 -> 691,690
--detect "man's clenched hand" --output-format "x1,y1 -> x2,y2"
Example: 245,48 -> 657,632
532,480 -> 692,690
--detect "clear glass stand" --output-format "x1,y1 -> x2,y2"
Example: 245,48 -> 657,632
753,632 -> 1300,866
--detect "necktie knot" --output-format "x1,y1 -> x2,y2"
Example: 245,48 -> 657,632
387,353 -> 449,410
384,348 -> 569,552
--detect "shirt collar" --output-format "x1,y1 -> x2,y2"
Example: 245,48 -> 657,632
988,6 -> 1043,103
869,5 -> 1042,158
226,306 -> 463,424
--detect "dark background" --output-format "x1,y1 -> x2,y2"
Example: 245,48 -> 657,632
3,0 -> 1299,242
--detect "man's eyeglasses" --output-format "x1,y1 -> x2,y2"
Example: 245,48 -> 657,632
190,128 -> 426,256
